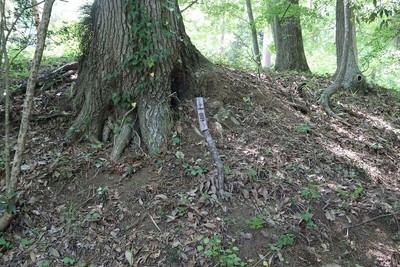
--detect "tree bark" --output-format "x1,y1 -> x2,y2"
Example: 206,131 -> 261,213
67,0 -> 210,155
334,0 -> 365,91
272,0 -> 310,72
245,0 -> 261,68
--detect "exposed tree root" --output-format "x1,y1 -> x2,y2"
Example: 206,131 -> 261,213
320,83 -> 351,127
110,123 -> 132,161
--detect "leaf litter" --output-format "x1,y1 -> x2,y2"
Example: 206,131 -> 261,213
0,66 -> 399,266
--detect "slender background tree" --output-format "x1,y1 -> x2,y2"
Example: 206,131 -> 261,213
245,0 -> 261,68
0,0 -> 55,231
320,0 -> 352,118
334,0 -> 365,91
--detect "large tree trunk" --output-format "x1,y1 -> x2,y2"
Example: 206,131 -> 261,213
66,0 -> 210,155
272,0 -> 310,72
335,0 -> 365,90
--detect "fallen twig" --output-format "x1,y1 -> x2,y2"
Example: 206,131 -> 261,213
149,214 -> 162,232
345,213 -> 398,230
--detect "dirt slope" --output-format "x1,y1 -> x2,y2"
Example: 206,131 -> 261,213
1,66 -> 400,267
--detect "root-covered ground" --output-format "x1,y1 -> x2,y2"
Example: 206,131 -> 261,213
1,66 -> 400,266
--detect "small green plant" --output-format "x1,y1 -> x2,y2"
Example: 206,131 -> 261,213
244,213 -> 268,230
245,167 -> 257,177
95,158 -> 108,169
61,202 -> 77,225
300,184 -> 321,199
0,193 -> 17,214
0,237 -> 13,252
63,257 -> 76,265
301,212 -> 317,228
178,193 -> 191,205
97,186 -> 110,203
295,122 -> 313,133
261,148 -> 272,157
197,235 -> 245,266
37,259 -> 52,267
337,186 -> 364,201
90,143 -> 103,150
155,159 -> 164,169
350,186 -> 364,200
285,178 -> 294,185
20,238 -> 33,246
243,167 -> 258,182
85,211 -> 101,222
336,188 -> 349,199
340,203 -> 351,211
124,166 -> 135,175
190,165 -> 208,176
181,162 -> 191,174
242,96 -> 254,111
172,135 -> 181,145
76,261 -> 95,267
175,151 -> 185,162
370,142 -> 383,151
181,162 -> 208,176
224,165 -> 231,174
112,91 -> 135,109
269,233 -> 295,251
97,186 -> 109,196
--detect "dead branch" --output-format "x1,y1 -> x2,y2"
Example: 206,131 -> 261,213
194,98 -> 225,196
17,61 -> 78,94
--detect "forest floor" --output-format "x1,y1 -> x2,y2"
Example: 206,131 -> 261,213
0,65 -> 400,267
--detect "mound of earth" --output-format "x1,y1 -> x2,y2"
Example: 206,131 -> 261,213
0,66 -> 399,267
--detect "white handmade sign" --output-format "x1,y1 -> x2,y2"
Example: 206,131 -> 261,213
196,97 -> 208,131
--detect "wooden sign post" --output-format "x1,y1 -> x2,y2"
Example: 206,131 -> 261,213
195,97 -> 224,195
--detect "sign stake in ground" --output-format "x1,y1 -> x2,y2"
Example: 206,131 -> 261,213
195,97 -> 225,195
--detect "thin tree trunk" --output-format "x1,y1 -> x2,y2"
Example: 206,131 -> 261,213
320,0 -> 350,119
31,0 -> 41,30
1,0 -> 11,186
394,12 -> 400,50
219,15 -> 225,54
2,33 -> 11,189
334,0 -> 364,90
261,26 -> 272,68
0,0 -> 55,232
0,0 -> 5,71
245,0 -> 261,68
